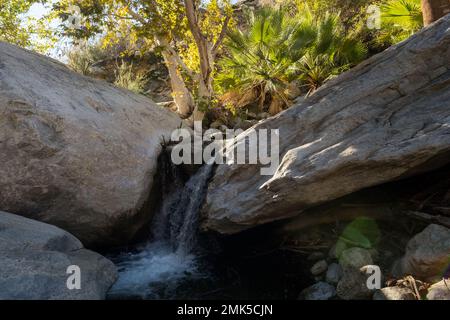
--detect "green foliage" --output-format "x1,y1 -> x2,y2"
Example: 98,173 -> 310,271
378,0 -> 423,44
66,41 -> 108,75
335,217 -> 381,257
216,6 -> 366,115
297,11 -> 367,91
0,0 -> 55,52
114,61 -> 147,94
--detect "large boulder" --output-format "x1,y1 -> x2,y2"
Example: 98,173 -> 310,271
0,211 -> 117,299
202,14 -> 450,234
393,224 -> 450,282
0,42 -> 182,247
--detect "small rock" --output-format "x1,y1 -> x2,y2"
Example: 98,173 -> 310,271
368,249 -> 379,261
307,252 -> 325,262
373,287 -> 416,300
394,224 -> 450,282
299,282 -> 336,300
336,266 -> 376,300
339,247 -> 373,269
326,263 -> 343,285
426,280 -> 450,300
234,120 -> 257,130
210,120 -> 223,129
311,260 -> 328,276
247,112 -> 258,119
257,112 -> 270,120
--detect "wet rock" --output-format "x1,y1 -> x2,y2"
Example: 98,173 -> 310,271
311,260 -> 328,276
326,263 -> 343,285
299,282 -> 336,300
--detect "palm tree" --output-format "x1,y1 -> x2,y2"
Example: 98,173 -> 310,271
380,0 -> 423,43
216,7 -> 366,116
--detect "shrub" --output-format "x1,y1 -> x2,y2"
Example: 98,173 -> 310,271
114,61 -> 147,94
66,41 -> 108,76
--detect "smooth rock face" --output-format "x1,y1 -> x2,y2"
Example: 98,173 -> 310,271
299,282 -> 336,300
0,211 -> 117,299
0,42 -> 182,246
426,280 -> 450,300
395,224 -> 450,281
202,15 -> 450,234
373,287 -> 416,300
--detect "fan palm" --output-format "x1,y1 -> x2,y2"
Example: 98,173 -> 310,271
216,7 -> 366,115
379,0 -> 423,43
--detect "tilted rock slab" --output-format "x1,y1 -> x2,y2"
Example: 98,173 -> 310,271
0,42 -> 182,247
202,15 -> 450,234
0,211 -> 117,299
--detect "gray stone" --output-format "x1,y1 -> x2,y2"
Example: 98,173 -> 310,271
394,224 -> 450,282
202,15 -> 450,234
339,247 -> 373,269
0,42 -> 182,247
299,282 -> 336,300
336,266 -> 376,300
311,260 -> 328,276
426,280 -> 450,300
373,287 -> 416,300
326,263 -> 343,285
0,211 -> 117,299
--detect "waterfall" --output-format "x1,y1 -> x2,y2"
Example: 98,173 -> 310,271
108,161 -> 213,299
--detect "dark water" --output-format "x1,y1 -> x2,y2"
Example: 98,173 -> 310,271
106,160 -> 312,300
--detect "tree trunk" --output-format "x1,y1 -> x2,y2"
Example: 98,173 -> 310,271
184,0 -> 216,123
194,73 -> 214,122
421,0 -> 450,26
127,8 -> 196,118
157,37 -> 195,118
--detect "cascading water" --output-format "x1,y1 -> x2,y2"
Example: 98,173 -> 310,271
107,152 -> 313,300
107,159 -> 214,299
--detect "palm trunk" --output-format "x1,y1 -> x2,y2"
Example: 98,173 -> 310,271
421,0 -> 450,26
